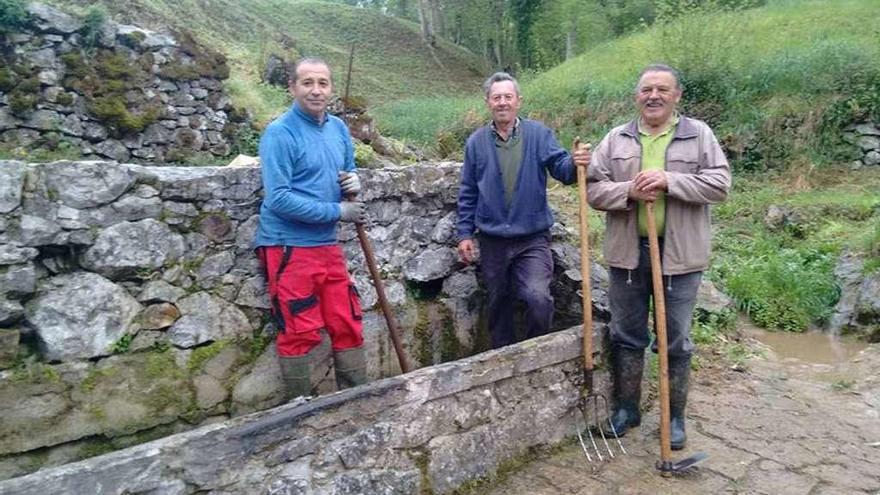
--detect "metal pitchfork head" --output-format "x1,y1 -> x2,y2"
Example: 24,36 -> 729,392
574,373 -> 627,464
571,136 -> 627,466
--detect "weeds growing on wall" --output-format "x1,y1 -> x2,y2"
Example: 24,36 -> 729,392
0,0 -> 29,34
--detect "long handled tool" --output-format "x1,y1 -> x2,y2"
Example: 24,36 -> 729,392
645,201 -> 707,475
573,138 -> 625,463
350,195 -> 410,374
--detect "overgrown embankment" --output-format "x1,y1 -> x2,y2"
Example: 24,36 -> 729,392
40,0 -> 486,126
378,0 -> 880,336
377,0 -> 880,166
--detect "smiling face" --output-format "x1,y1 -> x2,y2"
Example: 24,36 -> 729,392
635,70 -> 682,130
485,80 -> 522,129
290,61 -> 332,118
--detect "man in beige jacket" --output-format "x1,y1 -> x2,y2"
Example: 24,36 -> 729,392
588,64 -> 731,450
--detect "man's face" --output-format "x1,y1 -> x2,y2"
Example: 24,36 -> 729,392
635,70 -> 682,127
485,80 -> 521,127
290,62 -> 332,118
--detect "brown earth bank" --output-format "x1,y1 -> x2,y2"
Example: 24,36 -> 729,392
466,320 -> 880,495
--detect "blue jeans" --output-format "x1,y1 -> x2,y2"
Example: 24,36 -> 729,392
478,231 -> 554,349
608,239 -> 702,357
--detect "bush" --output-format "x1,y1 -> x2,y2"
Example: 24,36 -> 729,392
0,66 -> 14,91
0,0 -> 29,34
8,91 -> 36,115
227,123 -> 260,156
81,6 -> 107,49
725,246 -> 840,331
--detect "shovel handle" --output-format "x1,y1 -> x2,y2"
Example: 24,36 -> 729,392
646,201 -> 673,471
348,193 -> 410,373
574,137 -> 594,383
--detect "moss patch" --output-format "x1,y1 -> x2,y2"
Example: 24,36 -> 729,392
60,48 -> 160,137
145,350 -> 184,380
188,340 -> 229,373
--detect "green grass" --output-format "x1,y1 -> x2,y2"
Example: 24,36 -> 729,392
378,0 -> 880,166
47,0 -> 486,127
709,168 -> 880,331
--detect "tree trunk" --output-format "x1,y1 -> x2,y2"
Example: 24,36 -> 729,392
431,0 -> 444,39
418,0 -> 435,46
565,27 -> 575,60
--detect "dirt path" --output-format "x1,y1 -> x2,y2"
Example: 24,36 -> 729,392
471,326 -> 880,495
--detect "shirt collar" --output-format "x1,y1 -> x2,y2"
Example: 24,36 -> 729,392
491,117 -> 520,141
638,112 -> 680,137
292,101 -> 327,127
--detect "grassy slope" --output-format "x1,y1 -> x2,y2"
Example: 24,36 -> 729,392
376,0 -> 880,333
377,0 -> 880,151
49,0 -> 486,125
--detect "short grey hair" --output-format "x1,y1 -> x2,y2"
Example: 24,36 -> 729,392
290,57 -> 331,83
636,63 -> 681,91
482,72 -> 520,98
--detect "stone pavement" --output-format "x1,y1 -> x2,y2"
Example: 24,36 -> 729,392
474,342 -> 880,495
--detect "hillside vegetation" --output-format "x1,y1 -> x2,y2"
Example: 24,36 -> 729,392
378,0 -> 880,167
377,0 -> 880,334
47,0 -> 486,125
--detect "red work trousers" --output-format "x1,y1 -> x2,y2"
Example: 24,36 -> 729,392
257,245 -> 363,357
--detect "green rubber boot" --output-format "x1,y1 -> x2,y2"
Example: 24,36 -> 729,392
333,345 -> 367,390
669,355 -> 691,451
602,346 -> 645,437
278,353 -> 313,400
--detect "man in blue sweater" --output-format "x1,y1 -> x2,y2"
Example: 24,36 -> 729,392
457,72 -> 591,348
254,58 -> 367,399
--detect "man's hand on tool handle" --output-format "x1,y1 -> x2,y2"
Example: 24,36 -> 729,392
573,140 -> 592,168
629,169 -> 667,202
339,171 -> 361,195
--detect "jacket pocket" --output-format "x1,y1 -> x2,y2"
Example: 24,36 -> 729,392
609,151 -> 640,180
666,148 -> 699,173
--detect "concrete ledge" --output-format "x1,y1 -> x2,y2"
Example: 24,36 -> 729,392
0,323 -> 609,495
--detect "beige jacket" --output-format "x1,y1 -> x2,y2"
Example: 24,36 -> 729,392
587,116 -> 731,275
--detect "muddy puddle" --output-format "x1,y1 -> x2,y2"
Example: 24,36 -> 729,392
743,318 -> 870,383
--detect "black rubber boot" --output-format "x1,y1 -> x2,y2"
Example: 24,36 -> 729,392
669,355 -> 691,451
278,353 -> 313,400
334,345 -> 367,390
602,346 -> 645,437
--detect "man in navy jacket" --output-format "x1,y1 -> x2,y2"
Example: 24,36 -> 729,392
456,72 -> 591,348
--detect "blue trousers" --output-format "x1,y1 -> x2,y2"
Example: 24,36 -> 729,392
609,239 -> 702,357
478,231 -> 555,349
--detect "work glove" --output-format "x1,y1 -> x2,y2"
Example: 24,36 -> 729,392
339,201 -> 366,224
339,171 -> 361,195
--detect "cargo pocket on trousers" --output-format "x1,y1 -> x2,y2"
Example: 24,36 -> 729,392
348,284 -> 363,321
288,293 -> 321,332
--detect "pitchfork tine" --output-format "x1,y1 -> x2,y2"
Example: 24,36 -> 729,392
594,396 -> 614,459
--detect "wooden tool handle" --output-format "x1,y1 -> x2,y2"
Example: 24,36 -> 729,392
574,138 -> 594,380
348,193 -> 410,373
646,201 -> 672,471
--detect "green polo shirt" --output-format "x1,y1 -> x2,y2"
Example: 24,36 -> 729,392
637,115 -> 679,237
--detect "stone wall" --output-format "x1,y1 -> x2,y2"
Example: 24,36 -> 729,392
0,324 -> 605,495
0,4 -> 245,163
828,252 -> 880,342
845,122 -> 880,169
0,158 -> 601,480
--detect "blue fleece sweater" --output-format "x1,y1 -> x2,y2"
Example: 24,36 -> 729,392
457,119 -> 576,240
254,103 -> 355,248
